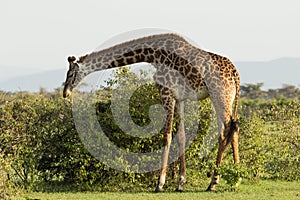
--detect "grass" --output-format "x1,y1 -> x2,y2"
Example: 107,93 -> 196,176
16,180 -> 299,200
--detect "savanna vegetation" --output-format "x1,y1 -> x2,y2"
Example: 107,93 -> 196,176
0,67 -> 299,199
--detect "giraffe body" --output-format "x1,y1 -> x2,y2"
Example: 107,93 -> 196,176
63,33 -> 240,192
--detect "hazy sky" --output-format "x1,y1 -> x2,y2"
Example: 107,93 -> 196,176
0,0 -> 299,71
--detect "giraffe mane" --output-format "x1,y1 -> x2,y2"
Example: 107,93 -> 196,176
79,33 -> 189,63
78,54 -> 88,63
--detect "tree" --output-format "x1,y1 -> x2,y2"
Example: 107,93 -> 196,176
240,83 -> 265,99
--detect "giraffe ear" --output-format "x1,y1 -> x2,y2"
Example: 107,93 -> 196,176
68,56 -> 76,64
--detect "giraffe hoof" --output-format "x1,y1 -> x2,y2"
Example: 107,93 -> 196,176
205,184 -> 216,192
206,186 -> 216,192
154,187 -> 164,193
175,188 -> 184,192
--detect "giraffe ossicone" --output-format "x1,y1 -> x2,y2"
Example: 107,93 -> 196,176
63,32 -> 240,192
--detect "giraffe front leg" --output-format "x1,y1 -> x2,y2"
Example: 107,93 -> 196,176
155,97 -> 176,192
176,154 -> 186,192
155,133 -> 172,192
175,101 -> 186,192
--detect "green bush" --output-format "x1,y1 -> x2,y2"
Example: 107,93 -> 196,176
0,68 -> 299,194
0,151 -> 20,199
0,94 -> 110,191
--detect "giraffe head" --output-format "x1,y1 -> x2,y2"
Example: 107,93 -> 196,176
63,56 -> 81,98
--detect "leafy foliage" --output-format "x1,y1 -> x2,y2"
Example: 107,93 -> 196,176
0,68 -> 299,195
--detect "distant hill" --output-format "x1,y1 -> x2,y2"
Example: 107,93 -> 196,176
0,69 -> 66,92
235,57 -> 300,90
0,58 -> 299,92
0,66 -> 44,82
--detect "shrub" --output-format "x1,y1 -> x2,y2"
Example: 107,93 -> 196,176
0,68 -> 299,193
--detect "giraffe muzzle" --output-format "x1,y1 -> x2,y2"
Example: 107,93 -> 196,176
63,89 -> 72,98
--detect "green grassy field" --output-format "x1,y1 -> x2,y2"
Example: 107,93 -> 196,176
18,181 -> 299,200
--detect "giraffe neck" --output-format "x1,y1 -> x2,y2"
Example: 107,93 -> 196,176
77,33 -> 194,77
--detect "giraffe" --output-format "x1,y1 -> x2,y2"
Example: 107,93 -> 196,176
63,33 -> 240,192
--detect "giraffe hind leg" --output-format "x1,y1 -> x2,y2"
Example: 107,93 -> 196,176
231,119 -> 240,164
206,118 -> 239,191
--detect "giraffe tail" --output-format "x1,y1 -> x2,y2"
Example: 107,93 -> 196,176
232,67 -> 240,121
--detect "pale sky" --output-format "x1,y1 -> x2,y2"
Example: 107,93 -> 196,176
0,0 -> 299,72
